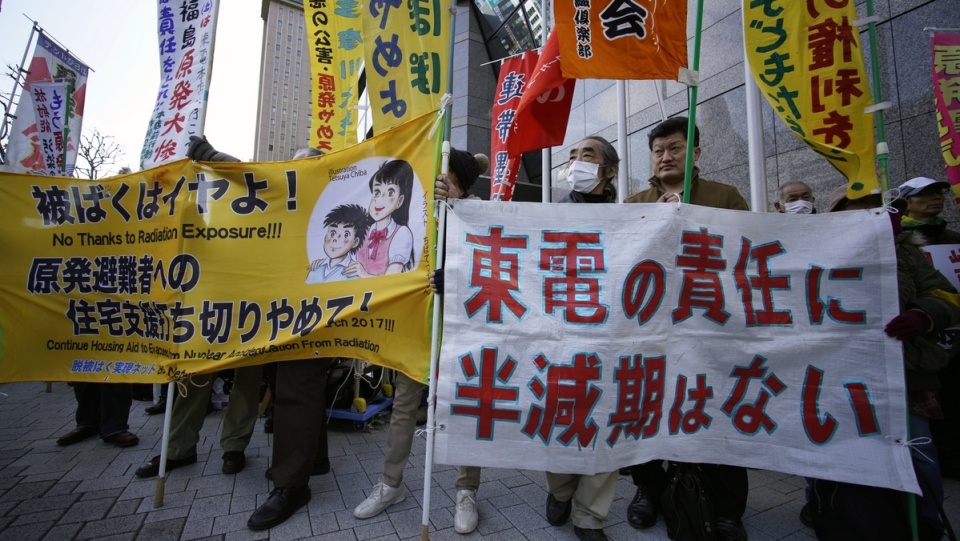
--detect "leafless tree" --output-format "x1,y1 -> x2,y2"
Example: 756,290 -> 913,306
74,128 -> 124,179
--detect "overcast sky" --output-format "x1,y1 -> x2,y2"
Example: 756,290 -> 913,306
0,0 -> 264,174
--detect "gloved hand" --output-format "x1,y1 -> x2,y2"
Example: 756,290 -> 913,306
187,135 -> 240,162
429,267 -> 444,295
884,309 -> 932,340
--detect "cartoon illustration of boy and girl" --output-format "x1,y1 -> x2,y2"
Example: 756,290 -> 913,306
306,159 -> 417,283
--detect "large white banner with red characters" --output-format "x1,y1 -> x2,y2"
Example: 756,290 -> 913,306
434,200 -> 919,494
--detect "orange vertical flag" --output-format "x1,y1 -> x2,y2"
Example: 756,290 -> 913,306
555,0 -> 687,80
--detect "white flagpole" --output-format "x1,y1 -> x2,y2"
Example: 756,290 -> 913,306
541,0 -> 551,203
420,141 -> 450,540
617,81 -> 628,201
742,2 -> 767,213
153,380 -> 176,507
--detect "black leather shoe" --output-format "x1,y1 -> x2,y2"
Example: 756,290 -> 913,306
102,431 -> 139,448
799,502 -> 814,528
222,451 -> 246,474
135,454 -> 198,478
546,493 -> 572,526
145,400 -> 166,415
574,526 -> 609,540
627,485 -> 659,529
716,517 -> 748,541
247,485 -> 311,531
56,426 -> 99,446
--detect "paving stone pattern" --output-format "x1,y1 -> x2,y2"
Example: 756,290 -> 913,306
1,381 -> 957,540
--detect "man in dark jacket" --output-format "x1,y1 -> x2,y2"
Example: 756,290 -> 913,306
623,117 -> 750,541
897,176 -> 960,481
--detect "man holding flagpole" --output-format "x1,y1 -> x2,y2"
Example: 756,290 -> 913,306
624,117 -> 750,541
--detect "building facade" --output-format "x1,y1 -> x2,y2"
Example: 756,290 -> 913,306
253,0 -> 313,162
254,0 -> 958,211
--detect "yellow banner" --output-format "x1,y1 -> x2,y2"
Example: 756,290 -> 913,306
305,0 -> 362,151
362,0 -> 449,132
0,113 -> 439,384
744,1 -> 877,198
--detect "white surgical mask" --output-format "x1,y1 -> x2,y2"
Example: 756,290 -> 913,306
567,160 -> 601,193
784,200 -> 814,214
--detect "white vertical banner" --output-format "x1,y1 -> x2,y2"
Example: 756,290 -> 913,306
3,35 -> 89,176
139,0 -> 220,169
28,81 -> 71,176
434,200 -> 920,494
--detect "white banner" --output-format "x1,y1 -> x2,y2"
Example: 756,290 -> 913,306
3,35 -> 88,176
435,200 -> 919,494
139,0 -> 219,170
29,81 -> 70,176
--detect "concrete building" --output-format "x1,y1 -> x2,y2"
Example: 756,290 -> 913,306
253,0 -> 959,210
253,0 -> 313,162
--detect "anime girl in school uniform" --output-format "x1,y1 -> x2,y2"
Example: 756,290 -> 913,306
344,159 -> 416,277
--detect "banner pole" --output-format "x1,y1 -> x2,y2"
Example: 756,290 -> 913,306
421,0 -> 459,531
682,0 -> 705,204
420,142 -> 450,541
742,2 -> 767,213
541,0 -> 551,203
153,381 -> 176,508
864,0 -> 889,192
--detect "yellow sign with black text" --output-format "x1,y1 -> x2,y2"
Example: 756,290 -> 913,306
0,114 -> 438,384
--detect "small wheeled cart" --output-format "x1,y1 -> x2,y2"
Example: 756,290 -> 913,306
326,358 -> 394,431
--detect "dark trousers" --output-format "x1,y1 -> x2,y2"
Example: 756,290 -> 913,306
73,382 -> 132,438
272,358 -> 330,488
632,460 -> 749,519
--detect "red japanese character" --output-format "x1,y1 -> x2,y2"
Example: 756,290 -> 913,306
540,231 -> 608,324
721,355 -> 786,435
522,352 -> 602,448
800,365 -> 837,444
607,354 -> 666,445
464,226 -> 528,323
668,373 -> 714,435
622,260 -> 666,326
733,238 -> 792,326
450,346 -> 522,440
806,265 -> 866,324
673,227 -> 730,324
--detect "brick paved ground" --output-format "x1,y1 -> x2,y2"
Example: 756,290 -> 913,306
0,381 -> 956,540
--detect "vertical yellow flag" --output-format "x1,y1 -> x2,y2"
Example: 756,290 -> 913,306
305,0 -> 363,151
363,0 -> 450,132
744,1 -> 878,198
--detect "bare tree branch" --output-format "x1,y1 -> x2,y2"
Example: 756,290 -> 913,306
74,128 -> 124,179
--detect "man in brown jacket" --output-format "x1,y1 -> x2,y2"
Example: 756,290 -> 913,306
624,117 -> 748,211
624,117 -> 750,541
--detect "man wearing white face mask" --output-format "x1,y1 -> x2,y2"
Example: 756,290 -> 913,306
545,136 -> 619,541
558,136 -> 619,204
774,181 -> 817,214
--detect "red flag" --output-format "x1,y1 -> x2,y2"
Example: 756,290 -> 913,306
505,30 -> 576,156
490,50 -> 539,200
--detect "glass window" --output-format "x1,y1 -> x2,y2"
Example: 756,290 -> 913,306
285,71 -> 289,79
287,35 -> 292,42
273,68 -> 278,77
269,144 -> 274,151
276,44 -> 280,51
295,73 -> 300,82
297,49 -> 301,57
279,7 -> 284,15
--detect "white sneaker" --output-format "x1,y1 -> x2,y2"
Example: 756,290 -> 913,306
353,482 -> 405,518
454,489 -> 479,534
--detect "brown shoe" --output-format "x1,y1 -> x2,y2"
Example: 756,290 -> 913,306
102,431 -> 139,448
56,426 -> 99,446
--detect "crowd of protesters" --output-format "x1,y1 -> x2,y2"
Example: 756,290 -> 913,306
52,118 -> 960,541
